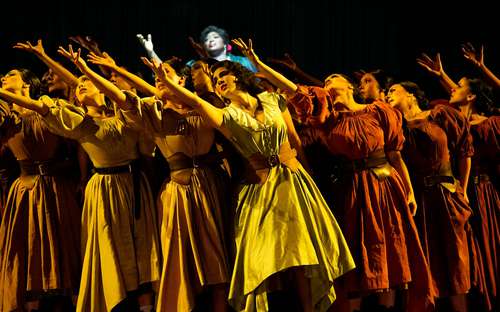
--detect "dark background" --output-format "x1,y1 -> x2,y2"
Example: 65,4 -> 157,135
2,0 -> 498,100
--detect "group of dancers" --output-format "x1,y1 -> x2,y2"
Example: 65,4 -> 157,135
0,25 -> 498,312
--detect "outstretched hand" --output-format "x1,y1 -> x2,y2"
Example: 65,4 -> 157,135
58,44 -> 86,70
13,39 -> 46,56
416,53 -> 443,77
69,35 -> 101,54
188,36 -> 209,58
87,51 -> 117,69
268,53 -> 297,71
141,57 -> 170,82
137,33 -> 155,52
191,60 -> 214,93
231,38 -> 260,65
461,42 -> 484,68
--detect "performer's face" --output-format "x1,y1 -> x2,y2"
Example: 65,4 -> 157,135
213,66 -> 238,97
359,73 -> 381,101
42,69 -> 67,93
386,84 -> 407,109
110,71 -> 133,92
204,32 -> 225,54
324,74 -> 353,102
449,78 -> 472,105
154,63 -> 183,100
1,70 -> 25,93
76,76 -> 100,104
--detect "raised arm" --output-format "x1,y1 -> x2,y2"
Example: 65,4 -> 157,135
462,43 -> 500,89
188,36 -> 209,59
87,51 -> 159,98
14,39 -> 78,88
58,45 -> 128,109
231,39 -> 298,95
69,35 -> 112,78
416,53 -> 458,94
268,53 -> 323,87
142,57 -> 230,137
136,34 -> 162,63
0,88 -> 48,115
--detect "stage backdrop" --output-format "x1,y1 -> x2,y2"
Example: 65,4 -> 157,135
2,0 -> 498,100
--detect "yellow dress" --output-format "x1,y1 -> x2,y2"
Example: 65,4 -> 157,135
221,92 -> 355,311
40,96 -> 161,312
122,94 -> 229,311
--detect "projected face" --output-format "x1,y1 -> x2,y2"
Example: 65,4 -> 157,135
203,31 -> 225,54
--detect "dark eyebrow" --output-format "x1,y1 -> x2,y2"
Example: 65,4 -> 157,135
214,70 -> 230,81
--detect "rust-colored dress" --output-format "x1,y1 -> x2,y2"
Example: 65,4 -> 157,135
469,115 -> 499,309
121,94 -> 230,312
0,105 -> 81,312
289,87 -> 435,311
39,96 -> 161,312
402,105 -> 473,297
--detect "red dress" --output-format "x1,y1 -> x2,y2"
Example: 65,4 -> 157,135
469,115 -> 499,309
403,105 -> 473,297
289,86 -> 435,311
0,107 -> 81,311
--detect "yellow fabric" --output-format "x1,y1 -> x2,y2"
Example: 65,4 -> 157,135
40,97 -> 161,311
222,92 -> 355,311
0,107 -> 81,311
77,172 -> 161,312
122,94 -> 230,311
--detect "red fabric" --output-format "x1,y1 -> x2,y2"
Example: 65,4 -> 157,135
288,85 -> 332,126
468,116 -> 500,310
296,92 -> 436,310
403,105 -> 475,297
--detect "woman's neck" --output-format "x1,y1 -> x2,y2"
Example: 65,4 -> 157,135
231,91 -> 258,115
338,95 -> 364,111
402,101 -> 423,120
210,47 -> 228,61
459,102 -> 477,120
11,90 -> 29,113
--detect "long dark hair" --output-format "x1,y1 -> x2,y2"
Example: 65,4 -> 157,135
211,60 -> 264,97
16,68 -> 42,99
467,78 -> 498,116
395,81 -> 429,110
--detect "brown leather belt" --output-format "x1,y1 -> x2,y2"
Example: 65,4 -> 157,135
94,161 -> 141,219
247,141 -> 297,171
19,159 -> 73,176
343,149 -> 388,172
422,163 -> 456,190
474,174 -> 490,184
423,175 -> 455,187
167,151 -> 225,172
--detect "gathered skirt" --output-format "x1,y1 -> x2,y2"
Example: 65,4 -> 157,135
76,171 -> 161,312
0,174 -> 81,311
228,164 -> 355,312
